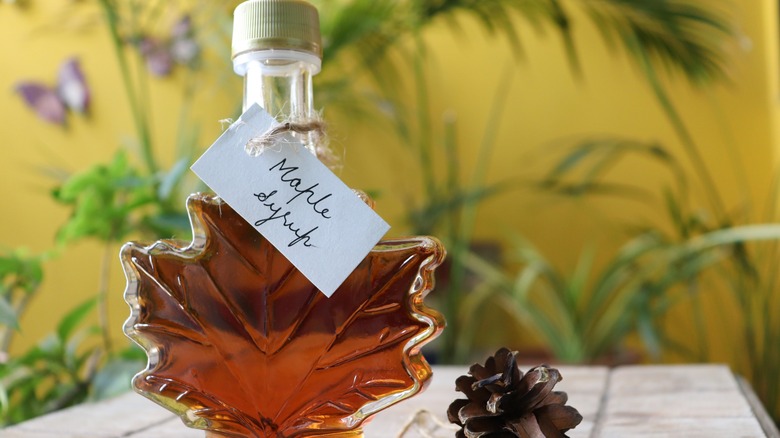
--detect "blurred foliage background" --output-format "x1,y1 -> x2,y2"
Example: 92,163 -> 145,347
1,0 -> 779,428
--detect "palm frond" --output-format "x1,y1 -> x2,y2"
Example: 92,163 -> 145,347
319,0 -> 731,97
318,0 -> 582,90
317,0 -> 401,65
579,0 -> 732,83
407,181 -> 512,235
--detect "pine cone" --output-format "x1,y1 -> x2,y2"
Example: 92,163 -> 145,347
447,348 -> 582,438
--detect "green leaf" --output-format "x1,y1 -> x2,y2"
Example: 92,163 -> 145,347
512,261 -> 544,304
678,225 -> 780,257
407,181 -> 512,235
141,212 -> 191,238
117,343 -> 146,361
56,298 -> 97,343
53,151 -> 155,244
157,157 -> 190,201
0,256 -> 22,278
0,251 -> 44,294
89,359 -> 145,401
0,296 -> 19,329
569,245 -> 596,307
0,382 -> 9,422
580,0 -> 731,84
541,137 -> 678,201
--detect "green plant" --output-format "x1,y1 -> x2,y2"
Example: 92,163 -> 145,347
731,239 -> 780,425
5,0 -> 740,425
0,249 -> 144,426
0,250 -> 44,360
311,0 -> 732,363
83,0 -> 736,366
375,3 -> 780,422
538,96 -> 780,422
0,299 -> 98,426
463,224 -> 780,365
0,249 -> 89,426
464,234 -> 665,363
1,1 -> 219,426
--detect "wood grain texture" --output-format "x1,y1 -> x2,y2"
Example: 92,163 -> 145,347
598,365 -> 766,438
2,365 -> 772,438
737,375 -> 780,438
2,391 -> 175,437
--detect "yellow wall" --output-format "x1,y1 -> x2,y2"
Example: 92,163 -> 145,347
0,1 -> 777,363
339,2 -> 779,362
0,3 -> 238,351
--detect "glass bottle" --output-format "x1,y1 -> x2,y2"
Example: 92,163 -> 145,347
233,0 -> 321,151
121,1 -> 445,437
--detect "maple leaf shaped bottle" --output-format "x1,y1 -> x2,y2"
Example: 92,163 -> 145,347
121,1 -> 446,437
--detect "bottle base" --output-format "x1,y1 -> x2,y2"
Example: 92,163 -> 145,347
205,429 -> 364,438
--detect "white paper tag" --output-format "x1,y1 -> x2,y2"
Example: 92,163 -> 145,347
191,104 -> 390,297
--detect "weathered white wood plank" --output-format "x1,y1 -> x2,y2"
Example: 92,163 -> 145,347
134,365 -> 607,438
597,365 -> 767,438
4,365 -> 772,438
737,376 -> 780,438
609,364 -> 740,393
359,365 -> 607,438
2,431 -> 66,438
125,417 -> 202,438
606,391 -> 754,418
598,417 -> 767,438
2,392 -> 173,438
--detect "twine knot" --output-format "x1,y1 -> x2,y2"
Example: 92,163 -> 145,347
246,119 -> 326,157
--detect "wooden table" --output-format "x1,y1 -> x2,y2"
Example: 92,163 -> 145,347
4,365 -> 778,437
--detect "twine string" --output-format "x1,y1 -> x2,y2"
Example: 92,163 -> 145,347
396,409 -> 459,438
245,119 -> 337,167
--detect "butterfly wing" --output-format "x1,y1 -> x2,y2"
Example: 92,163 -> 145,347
57,58 -> 90,114
170,15 -> 199,65
15,82 -> 66,125
139,37 -> 173,77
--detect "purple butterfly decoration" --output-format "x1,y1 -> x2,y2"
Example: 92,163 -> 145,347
136,15 -> 200,77
15,57 -> 90,126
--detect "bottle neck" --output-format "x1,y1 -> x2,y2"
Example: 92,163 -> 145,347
243,59 -> 315,118
235,50 -> 320,152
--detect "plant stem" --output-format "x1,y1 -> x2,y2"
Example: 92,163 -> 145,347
97,0 -> 158,177
548,0 -> 580,76
97,242 -> 114,356
448,66 -> 514,363
686,280 -> 709,361
129,0 -> 156,176
412,35 -> 436,203
705,92 -> 752,211
0,281 -> 34,355
633,39 -> 726,222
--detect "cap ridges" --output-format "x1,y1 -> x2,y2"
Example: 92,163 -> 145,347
232,0 -> 321,59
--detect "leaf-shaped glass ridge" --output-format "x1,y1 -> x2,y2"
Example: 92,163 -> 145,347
121,193 -> 445,437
